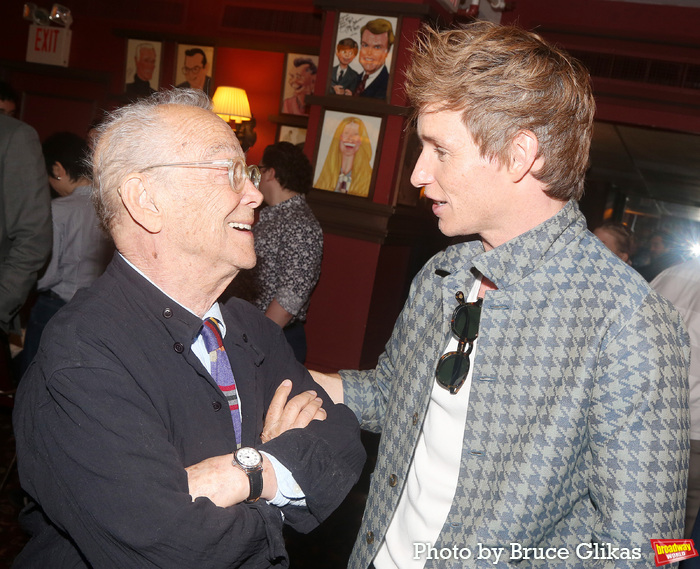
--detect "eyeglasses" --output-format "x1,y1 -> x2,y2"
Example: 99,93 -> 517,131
142,159 -> 261,192
182,65 -> 203,75
435,291 -> 482,394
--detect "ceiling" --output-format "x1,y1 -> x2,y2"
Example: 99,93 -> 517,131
588,122 -> 700,221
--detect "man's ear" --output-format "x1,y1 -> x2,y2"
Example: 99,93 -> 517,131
263,167 -> 276,181
509,130 -> 541,184
52,161 -> 66,180
119,174 -> 163,233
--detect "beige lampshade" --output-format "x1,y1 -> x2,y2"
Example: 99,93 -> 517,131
212,86 -> 252,123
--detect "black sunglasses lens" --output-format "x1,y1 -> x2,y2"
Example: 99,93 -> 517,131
452,303 -> 480,340
436,353 -> 471,390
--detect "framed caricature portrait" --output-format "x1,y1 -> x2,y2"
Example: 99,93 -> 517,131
124,39 -> 162,100
280,53 -> 320,117
174,44 -> 215,97
277,126 -> 307,146
313,110 -> 383,199
327,12 -> 399,102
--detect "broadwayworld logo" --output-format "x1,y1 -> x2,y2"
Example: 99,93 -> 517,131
650,539 -> 699,566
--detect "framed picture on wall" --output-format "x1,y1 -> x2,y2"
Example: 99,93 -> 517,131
174,44 -> 215,97
280,53 -> 319,117
277,125 -> 307,147
327,12 -> 399,102
312,109 -> 383,199
124,39 -> 162,100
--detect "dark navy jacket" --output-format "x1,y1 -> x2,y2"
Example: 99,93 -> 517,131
14,252 -> 365,568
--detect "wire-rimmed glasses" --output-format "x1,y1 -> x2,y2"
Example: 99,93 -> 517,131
142,158 -> 261,192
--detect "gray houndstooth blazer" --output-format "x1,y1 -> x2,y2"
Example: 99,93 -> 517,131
342,201 -> 690,568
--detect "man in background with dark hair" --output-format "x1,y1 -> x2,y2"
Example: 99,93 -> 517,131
176,47 -> 212,96
226,141 -> 323,363
20,132 -> 113,374
638,228 -> 685,282
0,81 -> 19,117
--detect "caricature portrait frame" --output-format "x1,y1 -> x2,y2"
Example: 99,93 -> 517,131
174,44 -> 215,97
312,109 -> 384,200
124,39 -> 162,98
280,53 -> 320,117
277,125 -> 308,146
326,12 -> 400,104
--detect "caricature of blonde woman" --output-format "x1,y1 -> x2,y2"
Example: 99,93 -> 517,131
315,116 -> 372,197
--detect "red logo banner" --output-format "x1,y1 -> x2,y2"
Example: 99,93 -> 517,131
650,539 -> 699,566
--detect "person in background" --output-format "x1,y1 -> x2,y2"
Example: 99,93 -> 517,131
593,220 -> 632,263
0,81 -> 19,117
0,110 -> 52,389
20,132 -> 113,375
652,258 -> 700,540
638,228 -> 685,282
13,89 -> 364,569
312,22 -> 689,568
226,141 -> 323,364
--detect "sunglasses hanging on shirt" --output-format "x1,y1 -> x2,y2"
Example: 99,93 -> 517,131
435,290 -> 482,394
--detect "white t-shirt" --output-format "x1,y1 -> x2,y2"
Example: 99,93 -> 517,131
374,278 -> 481,569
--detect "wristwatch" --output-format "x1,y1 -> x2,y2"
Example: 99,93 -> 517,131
232,447 -> 264,503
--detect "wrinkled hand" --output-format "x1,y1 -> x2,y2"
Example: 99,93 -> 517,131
186,454 -> 249,507
261,380 -> 327,443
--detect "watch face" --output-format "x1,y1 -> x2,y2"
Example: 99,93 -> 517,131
236,447 -> 261,468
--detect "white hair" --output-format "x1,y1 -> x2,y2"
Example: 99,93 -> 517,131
91,88 -> 213,232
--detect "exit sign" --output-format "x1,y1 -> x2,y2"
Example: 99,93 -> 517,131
26,24 -> 71,67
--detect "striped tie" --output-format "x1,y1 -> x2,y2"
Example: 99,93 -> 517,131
200,317 -> 242,448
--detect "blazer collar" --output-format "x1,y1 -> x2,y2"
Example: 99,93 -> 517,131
436,200 -> 585,291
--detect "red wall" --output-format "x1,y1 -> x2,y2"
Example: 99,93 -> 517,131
213,48 -> 284,165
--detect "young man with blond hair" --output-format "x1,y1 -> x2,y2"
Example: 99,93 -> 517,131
314,22 -> 689,568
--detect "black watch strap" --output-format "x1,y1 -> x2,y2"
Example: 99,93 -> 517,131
246,468 -> 263,503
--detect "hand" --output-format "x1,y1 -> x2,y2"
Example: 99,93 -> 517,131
186,454 -> 249,507
187,453 -> 278,505
309,370 -> 344,405
261,380 -> 326,443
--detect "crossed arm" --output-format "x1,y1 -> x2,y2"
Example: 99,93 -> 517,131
186,379 -> 327,506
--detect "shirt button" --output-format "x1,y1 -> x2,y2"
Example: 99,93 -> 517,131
412,412 -> 419,426
173,342 -> 184,353
242,334 -> 248,343
388,474 -> 398,487
163,308 -> 173,318
212,401 -> 222,411
366,531 -> 374,544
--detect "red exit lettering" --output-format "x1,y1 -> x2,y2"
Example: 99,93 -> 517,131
34,28 -> 59,53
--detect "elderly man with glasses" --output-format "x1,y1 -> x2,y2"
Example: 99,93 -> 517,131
12,89 -> 365,569
313,22 -> 690,569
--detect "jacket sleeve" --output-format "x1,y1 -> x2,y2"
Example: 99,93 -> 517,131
237,302 -> 366,534
0,121 -> 52,330
589,290 -> 690,564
